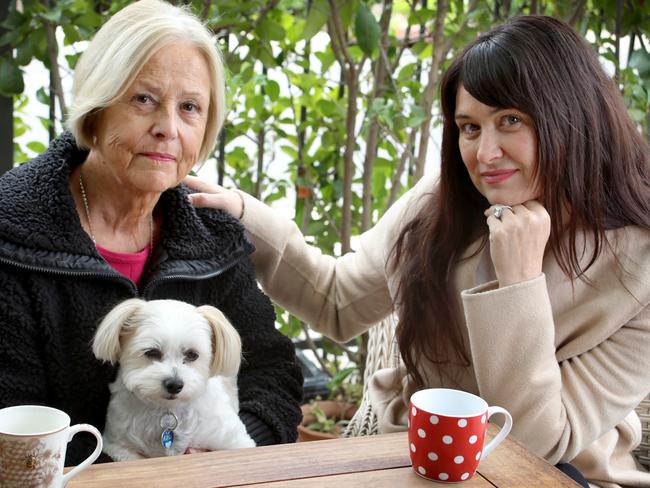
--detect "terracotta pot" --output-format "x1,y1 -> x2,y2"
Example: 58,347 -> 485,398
298,400 -> 358,442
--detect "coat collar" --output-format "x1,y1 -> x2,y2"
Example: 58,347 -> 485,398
0,132 -> 253,271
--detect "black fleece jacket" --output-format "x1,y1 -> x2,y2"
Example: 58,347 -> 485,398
0,133 -> 303,465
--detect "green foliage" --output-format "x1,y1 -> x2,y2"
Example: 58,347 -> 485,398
354,3 -> 380,57
0,57 -> 23,96
306,403 -> 339,433
327,366 -> 363,404
5,0 -> 649,390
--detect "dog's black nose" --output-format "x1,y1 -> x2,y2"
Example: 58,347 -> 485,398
163,377 -> 184,395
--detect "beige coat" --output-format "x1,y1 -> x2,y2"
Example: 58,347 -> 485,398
240,174 -> 650,487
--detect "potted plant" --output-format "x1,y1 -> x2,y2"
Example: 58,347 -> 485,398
298,367 -> 362,442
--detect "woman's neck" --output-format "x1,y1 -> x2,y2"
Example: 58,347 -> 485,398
71,154 -> 160,253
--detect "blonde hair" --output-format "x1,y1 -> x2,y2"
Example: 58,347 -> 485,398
67,0 -> 225,163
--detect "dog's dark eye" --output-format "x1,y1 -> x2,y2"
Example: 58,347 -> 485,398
184,350 -> 199,362
144,349 -> 163,360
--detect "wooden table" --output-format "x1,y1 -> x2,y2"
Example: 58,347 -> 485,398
68,424 -> 579,487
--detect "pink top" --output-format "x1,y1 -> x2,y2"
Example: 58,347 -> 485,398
97,244 -> 151,288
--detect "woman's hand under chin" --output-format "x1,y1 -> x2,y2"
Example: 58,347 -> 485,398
484,200 -> 551,288
183,175 -> 244,219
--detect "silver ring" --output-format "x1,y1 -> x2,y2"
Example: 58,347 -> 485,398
493,205 -> 512,220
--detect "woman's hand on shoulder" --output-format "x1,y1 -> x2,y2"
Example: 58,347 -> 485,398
484,201 -> 551,288
184,175 -> 244,219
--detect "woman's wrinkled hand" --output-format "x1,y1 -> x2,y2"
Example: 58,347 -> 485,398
184,175 -> 244,219
484,201 -> 551,288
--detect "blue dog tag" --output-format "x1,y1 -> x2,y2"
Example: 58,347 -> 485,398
161,429 -> 174,449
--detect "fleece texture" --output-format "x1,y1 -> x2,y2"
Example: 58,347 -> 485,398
0,133 -> 303,465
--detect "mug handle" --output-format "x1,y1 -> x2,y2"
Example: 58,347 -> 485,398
61,424 -> 103,487
480,406 -> 512,460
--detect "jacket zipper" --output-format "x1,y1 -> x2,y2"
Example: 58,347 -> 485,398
141,251 -> 247,297
0,250 -> 248,298
0,254 -> 139,294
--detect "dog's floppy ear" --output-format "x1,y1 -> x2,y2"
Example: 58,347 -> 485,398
196,305 -> 242,377
92,298 -> 145,364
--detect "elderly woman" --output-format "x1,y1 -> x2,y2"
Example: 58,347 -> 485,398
0,0 -> 302,466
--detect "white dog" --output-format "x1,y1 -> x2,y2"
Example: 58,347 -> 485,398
92,298 -> 255,461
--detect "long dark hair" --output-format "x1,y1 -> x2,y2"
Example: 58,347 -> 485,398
392,15 -> 650,389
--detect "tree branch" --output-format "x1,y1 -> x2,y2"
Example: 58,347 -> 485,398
42,15 -> 66,121
442,0 -> 479,53
221,0 -> 281,62
201,0 -> 211,20
414,0 -> 448,181
300,323 -> 333,377
328,0 -> 357,254
361,0 -> 393,233
386,128 -> 416,210
567,0 -> 586,26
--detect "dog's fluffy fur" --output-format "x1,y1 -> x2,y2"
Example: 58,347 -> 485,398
92,298 -> 255,461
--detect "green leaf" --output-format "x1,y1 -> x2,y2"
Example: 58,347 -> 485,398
302,0 -> 330,41
0,29 -> 19,47
286,18 -> 306,43
266,79 -> 280,101
1,9 -> 27,31
417,43 -> 432,60
315,50 -> 336,73
27,141 -> 47,153
280,145 -> 298,159
28,29 -> 48,63
39,117 -> 52,131
255,42 -> 277,68
406,106 -> 426,127
14,45 -> 33,67
252,93 -> 264,114
74,10 -> 103,29
62,24 -> 81,44
0,58 -> 24,96
338,0 -> 356,32
354,3 -> 380,58
397,62 -> 417,82
256,18 -> 286,42
628,108 -> 646,122
65,53 -> 81,70
630,49 -> 650,80
36,87 -> 50,105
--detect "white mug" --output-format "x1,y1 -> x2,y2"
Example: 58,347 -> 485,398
0,405 -> 103,488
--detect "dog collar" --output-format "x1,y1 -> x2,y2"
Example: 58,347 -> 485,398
160,410 -> 179,449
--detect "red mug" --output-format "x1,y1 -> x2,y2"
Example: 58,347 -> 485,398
408,388 -> 512,483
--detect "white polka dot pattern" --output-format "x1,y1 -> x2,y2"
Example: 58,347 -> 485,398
408,399 -> 489,483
